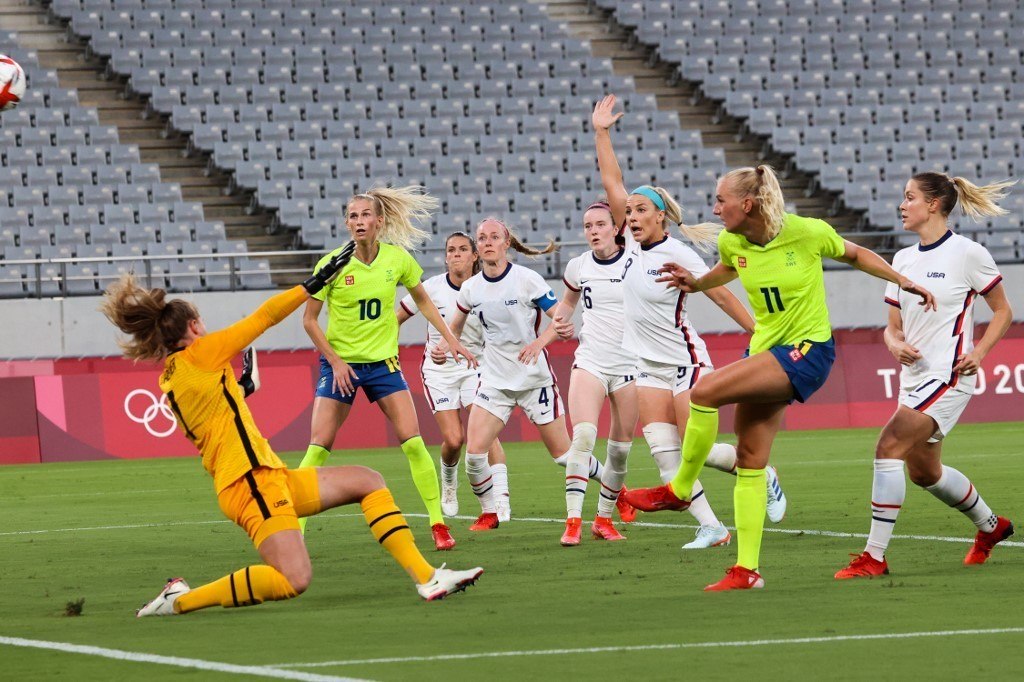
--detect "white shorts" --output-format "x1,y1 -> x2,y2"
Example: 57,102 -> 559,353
572,360 -> 636,396
421,367 -> 479,413
900,377 -> 975,443
635,357 -> 710,396
474,383 -> 564,426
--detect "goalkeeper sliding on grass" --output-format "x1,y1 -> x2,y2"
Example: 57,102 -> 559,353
101,241 -> 482,616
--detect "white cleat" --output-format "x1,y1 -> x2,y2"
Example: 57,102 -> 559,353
441,481 -> 459,517
495,495 -> 511,523
136,577 -> 190,617
682,525 -> 732,550
765,465 -> 787,523
416,564 -> 484,601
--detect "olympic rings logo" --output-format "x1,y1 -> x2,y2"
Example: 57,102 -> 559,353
124,389 -> 178,438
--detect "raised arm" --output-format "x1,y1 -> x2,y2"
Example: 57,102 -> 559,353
593,95 -> 628,227
837,240 -> 936,311
409,282 -> 477,367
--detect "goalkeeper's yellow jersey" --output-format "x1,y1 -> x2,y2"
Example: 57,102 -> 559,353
159,286 -> 307,493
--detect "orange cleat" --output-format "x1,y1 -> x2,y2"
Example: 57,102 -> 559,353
964,516 -> 1014,566
834,552 -> 889,580
561,518 -> 582,546
619,483 -> 690,513
704,565 -> 765,592
591,516 -> 626,541
431,523 -> 456,551
469,512 -> 499,531
616,487 -> 637,523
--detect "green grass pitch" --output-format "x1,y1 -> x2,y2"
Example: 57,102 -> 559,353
3,422 -> 1023,681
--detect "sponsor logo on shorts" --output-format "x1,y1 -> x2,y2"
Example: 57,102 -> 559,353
789,348 -> 804,362
273,499 -> 288,508
478,392 -> 490,401
436,397 -> 450,404
318,377 -> 327,388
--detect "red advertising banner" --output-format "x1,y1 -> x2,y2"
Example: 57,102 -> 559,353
1,325 -> 1021,465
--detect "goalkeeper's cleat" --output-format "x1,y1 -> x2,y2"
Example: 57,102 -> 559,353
682,524 -> 731,550
416,564 -> 483,601
834,552 -> 889,580
469,512 -> 499,531
431,523 -> 456,551
964,516 -> 1014,566
238,347 -> 260,397
704,565 -> 765,592
619,483 -> 690,512
591,516 -> 627,541
136,577 -> 189,617
765,465 -> 787,523
495,495 -> 511,523
440,481 -> 459,517
560,518 -> 582,546
616,487 -> 637,523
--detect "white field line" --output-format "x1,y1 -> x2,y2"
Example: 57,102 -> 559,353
3,511 -> 1022,548
272,627 -> 1024,668
0,636 -> 369,682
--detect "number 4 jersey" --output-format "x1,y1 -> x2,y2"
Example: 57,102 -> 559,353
562,248 -> 637,376
457,262 -> 558,391
717,213 -> 846,355
312,242 -> 423,363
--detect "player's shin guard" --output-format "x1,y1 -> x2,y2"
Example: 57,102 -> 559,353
401,436 -> 444,525
643,422 -> 681,484
866,459 -> 905,560
669,403 -> 719,499
734,468 -> 768,571
175,565 -> 298,613
705,443 -> 738,474
466,453 -> 496,513
925,465 -> 998,533
297,444 -> 330,533
565,423 -> 597,519
597,439 -> 631,518
362,488 -> 434,584
491,462 -> 509,499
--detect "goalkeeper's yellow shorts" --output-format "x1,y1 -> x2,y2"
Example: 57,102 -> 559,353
218,466 -> 321,548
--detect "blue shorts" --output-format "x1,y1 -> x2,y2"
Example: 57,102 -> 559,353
315,356 -> 409,405
767,337 -> 835,404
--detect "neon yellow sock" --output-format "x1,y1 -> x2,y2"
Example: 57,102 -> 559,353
297,444 -> 330,533
734,467 -> 768,571
668,403 -> 719,499
401,436 -> 444,525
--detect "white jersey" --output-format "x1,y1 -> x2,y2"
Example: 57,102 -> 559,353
885,230 -> 1002,390
562,248 -> 637,376
620,232 -> 712,366
399,273 -> 484,380
457,262 -> 558,391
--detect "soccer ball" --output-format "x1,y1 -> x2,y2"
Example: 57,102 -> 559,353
0,55 -> 27,111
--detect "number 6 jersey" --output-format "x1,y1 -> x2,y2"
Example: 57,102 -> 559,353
562,248 -> 637,376
311,242 -> 423,363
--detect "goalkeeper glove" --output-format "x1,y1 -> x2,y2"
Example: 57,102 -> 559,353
303,240 -> 356,295
238,346 -> 260,397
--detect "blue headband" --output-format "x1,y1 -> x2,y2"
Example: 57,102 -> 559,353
630,186 -> 665,211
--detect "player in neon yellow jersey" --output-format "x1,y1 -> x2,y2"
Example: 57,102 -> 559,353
622,166 -> 937,591
300,186 -> 476,552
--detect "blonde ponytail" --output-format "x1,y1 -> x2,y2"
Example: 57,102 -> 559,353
951,177 -> 1015,220
100,273 -> 198,362
351,185 -> 438,250
480,217 -> 559,257
648,186 -> 720,253
723,165 -> 787,238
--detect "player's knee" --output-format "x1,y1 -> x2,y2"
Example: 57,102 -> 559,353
363,468 -> 386,493
571,422 -> 597,453
285,564 -> 313,595
874,434 -> 906,460
907,464 -> 939,488
441,429 -> 465,453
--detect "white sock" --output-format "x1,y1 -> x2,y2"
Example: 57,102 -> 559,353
465,452 -> 496,513
705,442 -> 737,474
925,465 -> 997,533
687,479 -> 721,527
491,463 -> 509,500
441,460 -> 458,488
554,447 -> 604,483
565,423 -> 597,519
597,439 -> 631,518
865,459 -> 905,561
643,422 -> 680,484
